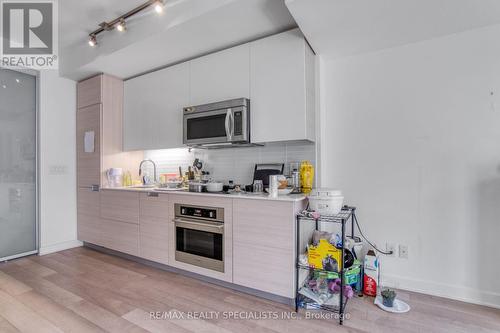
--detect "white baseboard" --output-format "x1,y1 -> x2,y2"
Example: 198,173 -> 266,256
383,273 -> 500,310
38,240 -> 83,256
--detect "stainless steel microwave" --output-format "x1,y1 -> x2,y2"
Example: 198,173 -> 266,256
183,98 -> 250,147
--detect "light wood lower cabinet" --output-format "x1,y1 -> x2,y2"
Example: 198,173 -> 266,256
77,188 -> 101,245
77,186 -> 306,298
100,218 -> 139,256
97,190 -> 140,256
233,199 -> 301,298
139,193 -> 169,265
100,190 -> 140,224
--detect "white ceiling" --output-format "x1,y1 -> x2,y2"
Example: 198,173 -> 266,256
285,0 -> 500,59
59,0 -> 296,80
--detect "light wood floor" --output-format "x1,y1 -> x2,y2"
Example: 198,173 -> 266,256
0,247 -> 498,333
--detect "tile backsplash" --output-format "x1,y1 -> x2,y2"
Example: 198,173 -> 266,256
145,142 -> 316,185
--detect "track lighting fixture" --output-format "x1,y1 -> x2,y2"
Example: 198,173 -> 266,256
88,35 -> 97,47
116,19 -> 126,32
87,0 -> 165,47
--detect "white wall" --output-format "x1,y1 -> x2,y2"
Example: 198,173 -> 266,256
320,24 -> 500,308
39,70 -> 80,254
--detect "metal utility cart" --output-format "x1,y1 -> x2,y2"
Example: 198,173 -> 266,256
295,206 -> 360,325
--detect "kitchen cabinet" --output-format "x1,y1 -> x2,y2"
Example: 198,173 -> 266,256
99,190 -> 139,255
77,104 -> 101,188
77,74 -> 142,247
122,29 -> 315,149
250,29 -> 316,143
139,192 -> 169,264
232,199 -> 299,298
77,188 -> 101,245
123,62 -> 189,151
100,218 -> 139,256
77,75 -> 102,108
100,190 -> 140,224
77,74 -> 142,188
189,44 -> 250,105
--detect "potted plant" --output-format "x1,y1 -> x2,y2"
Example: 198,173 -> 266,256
381,289 -> 397,307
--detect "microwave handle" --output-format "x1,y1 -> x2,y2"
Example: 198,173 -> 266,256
225,109 -> 232,141
230,110 -> 235,138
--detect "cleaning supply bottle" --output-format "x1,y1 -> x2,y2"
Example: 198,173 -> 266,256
363,250 -> 379,297
300,160 -> 314,194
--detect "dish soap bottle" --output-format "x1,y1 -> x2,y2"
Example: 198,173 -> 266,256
300,161 -> 314,194
123,171 -> 132,187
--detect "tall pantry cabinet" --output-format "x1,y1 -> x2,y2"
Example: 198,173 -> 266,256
76,74 -> 142,245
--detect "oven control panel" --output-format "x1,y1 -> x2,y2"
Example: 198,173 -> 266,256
175,204 -> 224,223
180,206 -> 216,219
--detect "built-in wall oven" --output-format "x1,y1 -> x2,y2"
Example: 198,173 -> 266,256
173,203 -> 224,272
183,98 -> 250,147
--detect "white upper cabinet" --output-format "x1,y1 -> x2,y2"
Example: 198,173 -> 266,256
122,29 -> 315,150
124,62 -> 189,151
250,29 -> 316,143
189,44 -> 250,105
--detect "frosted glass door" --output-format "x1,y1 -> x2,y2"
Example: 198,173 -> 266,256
0,69 -> 37,260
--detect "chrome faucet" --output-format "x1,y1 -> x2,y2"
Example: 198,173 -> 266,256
139,159 -> 157,185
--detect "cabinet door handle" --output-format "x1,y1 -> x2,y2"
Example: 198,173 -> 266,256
147,192 -> 159,197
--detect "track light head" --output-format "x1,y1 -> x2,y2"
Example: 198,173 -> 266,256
116,18 -> 126,32
88,35 -> 97,47
154,0 -> 164,13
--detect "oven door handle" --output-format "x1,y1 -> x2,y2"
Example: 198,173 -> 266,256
225,108 -> 232,141
173,218 -> 224,234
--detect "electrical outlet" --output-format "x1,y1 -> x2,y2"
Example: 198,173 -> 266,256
385,243 -> 396,257
399,244 -> 409,259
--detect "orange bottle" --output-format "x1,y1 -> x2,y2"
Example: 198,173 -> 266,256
299,161 -> 314,194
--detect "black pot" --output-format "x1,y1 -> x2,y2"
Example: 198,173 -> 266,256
344,249 -> 355,268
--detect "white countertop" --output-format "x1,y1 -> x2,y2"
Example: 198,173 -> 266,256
101,186 -> 307,202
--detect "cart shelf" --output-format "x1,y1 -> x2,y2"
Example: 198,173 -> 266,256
296,207 -> 355,224
295,206 -> 359,325
297,262 -> 362,276
297,297 -> 350,313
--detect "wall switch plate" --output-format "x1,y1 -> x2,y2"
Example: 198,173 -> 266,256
399,244 -> 409,259
49,165 -> 68,175
386,243 -> 396,257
